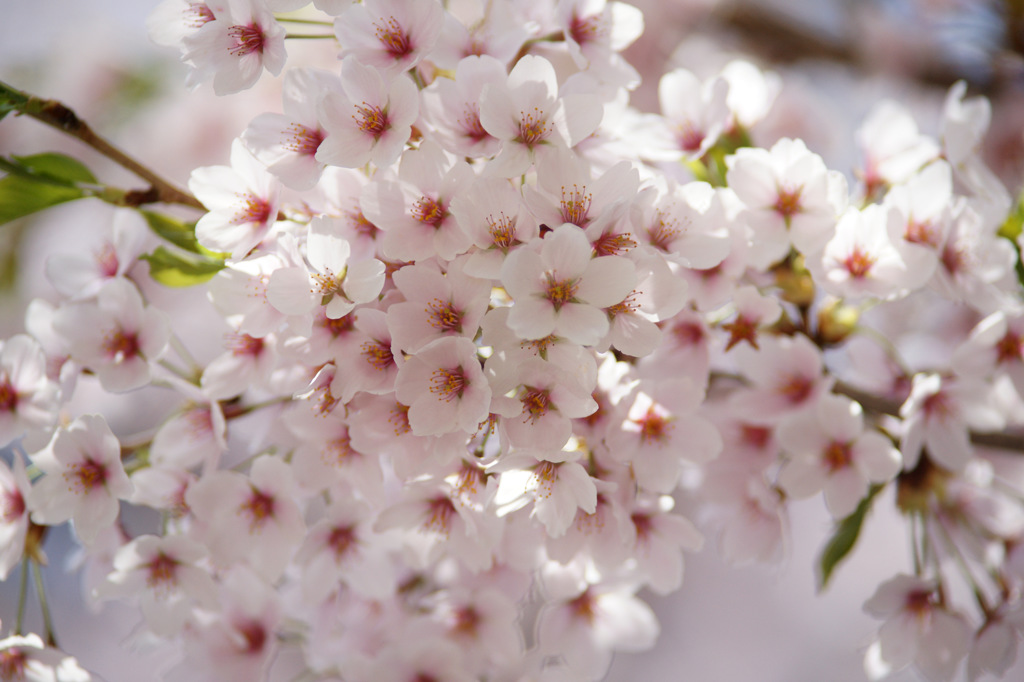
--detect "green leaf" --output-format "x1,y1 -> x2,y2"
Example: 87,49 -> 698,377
817,483 -> 884,592
140,210 -> 201,252
140,246 -> 225,287
0,153 -> 98,225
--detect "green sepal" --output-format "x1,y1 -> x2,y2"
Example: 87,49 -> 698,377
140,245 -> 225,287
0,153 -> 98,225
817,483 -> 884,592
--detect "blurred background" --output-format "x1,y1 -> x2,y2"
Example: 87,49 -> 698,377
2,0 -> 1024,680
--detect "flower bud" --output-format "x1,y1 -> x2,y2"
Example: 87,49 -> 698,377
817,299 -> 860,346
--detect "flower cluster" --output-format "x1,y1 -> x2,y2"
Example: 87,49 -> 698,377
3,0 -> 1024,680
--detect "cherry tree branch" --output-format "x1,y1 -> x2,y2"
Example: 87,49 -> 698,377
833,379 -> 1024,454
0,80 -> 204,211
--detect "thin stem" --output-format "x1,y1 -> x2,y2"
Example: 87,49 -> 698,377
284,33 -> 336,40
157,358 -> 198,384
0,79 -> 203,210
31,559 -> 57,647
223,395 -> 293,419
15,559 -> 29,634
275,17 -> 333,26
169,333 -> 201,375
910,512 -> 923,577
934,511 -> 993,617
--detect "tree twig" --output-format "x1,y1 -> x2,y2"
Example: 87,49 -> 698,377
0,79 -> 204,211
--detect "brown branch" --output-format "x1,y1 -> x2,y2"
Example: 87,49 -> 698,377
0,79 -> 204,211
833,380 -> 1024,455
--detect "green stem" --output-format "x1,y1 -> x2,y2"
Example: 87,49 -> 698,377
15,559 -> 28,634
31,559 -> 57,647
158,358 -> 198,384
169,333 -> 201,376
275,16 -> 333,26
284,33 -> 336,40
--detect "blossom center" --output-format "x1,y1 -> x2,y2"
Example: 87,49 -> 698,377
412,196 -> 447,227
543,274 -> 579,311
842,246 -> 875,279
233,193 -> 272,225
647,212 -> 680,253
103,329 -> 141,362
677,123 -> 705,153
360,339 -> 394,371
593,231 -> 636,257
228,333 -> 264,357
227,23 -> 266,57
560,184 -> 592,227
996,330 -> 1022,364
635,407 -> 673,445
424,496 -> 456,534
426,298 -> 463,332
461,104 -> 489,142
740,423 -> 771,449
237,620 -> 267,654
520,386 -> 552,422
96,242 -> 119,277
430,366 -> 467,401
146,552 -> 179,589
0,649 -> 27,679
322,313 -> 356,338
632,512 -> 653,541
779,374 -> 814,404
517,108 -> 549,148
373,15 -> 412,59
451,605 -> 481,636
66,458 -> 108,493
568,589 -> 597,623
0,379 -> 18,413
940,242 -> 965,276
324,430 -> 355,466
2,487 -> 25,522
389,402 -> 412,435
905,218 -> 937,246
185,3 -> 216,28
284,123 -> 324,156
904,589 -> 933,618
774,186 -> 802,219
486,212 -> 517,251
353,102 -> 388,137
347,209 -> 381,240
327,524 -> 357,559
240,487 -> 276,529
824,441 -> 853,471
569,13 -> 603,46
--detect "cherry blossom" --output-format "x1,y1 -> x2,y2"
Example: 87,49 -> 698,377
863,574 -> 972,681
98,534 -> 218,637
183,0 -> 287,95
0,454 -> 30,580
52,278 -> 170,393
316,57 -> 419,170
501,223 -> 636,347
334,0 -> 444,77
777,394 -> 902,518
0,334 -> 60,450
189,138 -> 281,259
28,414 -> 132,546
478,54 -> 603,177
394,336 -> 491,436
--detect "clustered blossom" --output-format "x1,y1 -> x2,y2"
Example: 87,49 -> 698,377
3,0 -> 1024,681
